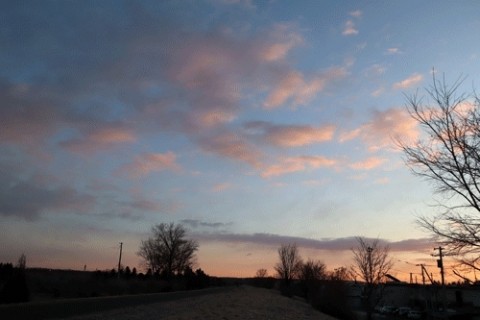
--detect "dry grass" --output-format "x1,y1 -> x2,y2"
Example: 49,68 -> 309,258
65,286 -> 338,320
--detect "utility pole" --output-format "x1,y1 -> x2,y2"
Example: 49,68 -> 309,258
118,242 -> 123,278
434,246 -> 446,312
434,247 -> 445,286
416,264 -> 433,285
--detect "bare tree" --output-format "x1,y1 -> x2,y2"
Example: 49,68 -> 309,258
400,73 -> 480,272
351,237 -> 393,320
329,266 -> 350,281
16,253 -> 26,270
138,223 -> 198,279
255,268 -> 268,278
275,243 -> 303,285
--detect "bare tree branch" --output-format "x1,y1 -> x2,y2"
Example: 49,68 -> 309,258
274,243 -> 303,285
400,72 -> 480,273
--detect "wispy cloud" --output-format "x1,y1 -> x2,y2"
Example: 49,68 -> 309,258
371,87 -> 385,97
263,67 -> 348,109
259,24 -> 304,62
181,219 -> 232,229
365,64 -> 386,77
340,107 -> 419,151
60,126 -> 136,154
386,47 -> 401,55
263,71 -> 324,109
349,157 -> 386,170
393,73 -> 423,90
198,132 -> 262,167
121,152 -> 182,178
261,155 -> 336,177
342,20 -> 359,36
244,121 -> 335,147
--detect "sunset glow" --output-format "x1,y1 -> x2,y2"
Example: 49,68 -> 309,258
2,1 -> 480,284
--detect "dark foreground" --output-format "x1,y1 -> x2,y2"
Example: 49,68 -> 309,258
0,286 -> 230,320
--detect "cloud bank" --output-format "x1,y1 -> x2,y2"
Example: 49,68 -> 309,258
194,231 -> 433,253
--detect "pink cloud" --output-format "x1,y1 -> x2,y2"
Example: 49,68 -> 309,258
258,24 -> 304,62
89,127 -> 136,143
261,155 -> 336,177
245,121 -> 335,147
340,107 -> 419,151
198,133 -> 262,167
61,126 -> 136,154
342,20 -> 358,36
264,67 -> 347,109
371,87 -> 385,97
196,109 -> 237,127
387,47 -> 401,55
349,157 -> 386,170
121,152 -> 182,178
266,125 -> 335,147
263,71 -> 316,108
393,73 -> 423,89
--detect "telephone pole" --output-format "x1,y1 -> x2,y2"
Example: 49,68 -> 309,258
434,246 -> 445,286
118,242 -> 123,278
434,246 -> 446,312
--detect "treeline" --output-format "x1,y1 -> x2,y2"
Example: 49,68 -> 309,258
0,259 -> 223,304
28,266 -> 223,301
0,255 -> 29,304
92,265 -> 218,291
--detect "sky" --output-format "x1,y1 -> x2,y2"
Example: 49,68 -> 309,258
2,0 -> 480,282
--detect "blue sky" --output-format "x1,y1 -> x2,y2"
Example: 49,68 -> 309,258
2,0 -> 480,280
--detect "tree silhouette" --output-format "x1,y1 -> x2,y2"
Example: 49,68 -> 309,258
351,237 -> 392,320
299,259 -> 326,301
138,223 -> 198,279
255,268 -> 268,278
400,73 -> 480,272
275,243 -> 302,296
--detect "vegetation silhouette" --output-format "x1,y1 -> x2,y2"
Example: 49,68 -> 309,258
275,243 -> 303,297
400,72 -> 480,276
138,222 -> 198,281
273,244 -> 355,319
351,237 -> 393,320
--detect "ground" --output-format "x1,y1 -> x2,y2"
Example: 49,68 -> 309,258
65,286 -> 338,320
